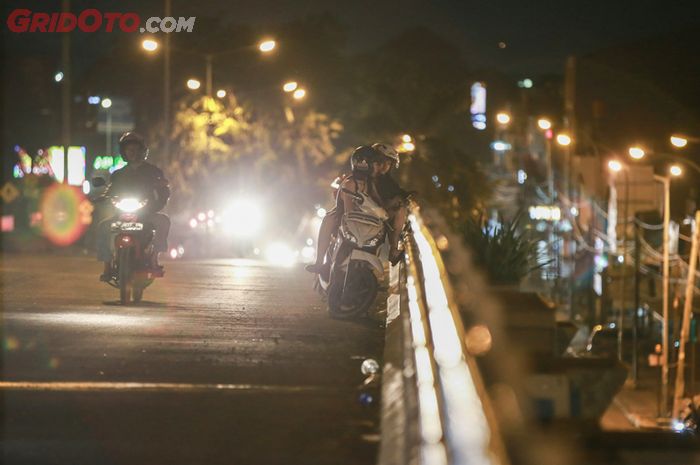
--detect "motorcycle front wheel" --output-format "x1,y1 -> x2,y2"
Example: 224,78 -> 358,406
328,262 -> 378,319
118,248 -> 133,305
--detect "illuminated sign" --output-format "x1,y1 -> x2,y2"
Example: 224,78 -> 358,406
47,146 -> 86,186
529,205 -> 561,221
470,82 -> 487,130
93,155 -> 127,173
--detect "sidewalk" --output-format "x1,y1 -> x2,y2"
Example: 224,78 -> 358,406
600,364 -> 668,431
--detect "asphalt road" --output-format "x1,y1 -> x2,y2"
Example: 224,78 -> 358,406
0,254 -> 384,465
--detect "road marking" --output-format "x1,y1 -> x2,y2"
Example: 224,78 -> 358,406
0,381 -> 347,393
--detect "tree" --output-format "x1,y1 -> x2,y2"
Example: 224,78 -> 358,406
151,92 -> 344,217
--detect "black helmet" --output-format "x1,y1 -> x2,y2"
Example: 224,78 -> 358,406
118,131 -> 148,162
350,145 -> 378,176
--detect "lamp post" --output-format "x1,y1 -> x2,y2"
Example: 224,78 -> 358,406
101,98 -> 113,155
141,34 -> 276,153
608,160 -> 629,362
655,173 -> 672,415
628,147 -> 698,413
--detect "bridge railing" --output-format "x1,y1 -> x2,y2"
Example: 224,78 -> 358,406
379,201 -> 542,465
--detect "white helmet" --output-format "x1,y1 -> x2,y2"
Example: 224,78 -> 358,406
372,142 -> 400,168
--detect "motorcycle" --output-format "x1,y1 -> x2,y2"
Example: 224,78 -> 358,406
93,178 -> 163,305
316,188 -> 389,319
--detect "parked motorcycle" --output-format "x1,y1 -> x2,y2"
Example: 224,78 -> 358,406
93,178 -> 163,304
316,188 -> 389,319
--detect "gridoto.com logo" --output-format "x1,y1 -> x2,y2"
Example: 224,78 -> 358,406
6,9 -> 196,33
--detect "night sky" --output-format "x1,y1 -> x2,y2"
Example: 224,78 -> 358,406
4,0 -> 700,75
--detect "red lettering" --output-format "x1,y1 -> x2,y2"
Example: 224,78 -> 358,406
29,13 -> 50,32
56,13 -> 77,32
7,9 -> 32,33
104,12 -> 120,32
119,13 -> 139,32
77,9 -> 102,32
49,12 -> 59,32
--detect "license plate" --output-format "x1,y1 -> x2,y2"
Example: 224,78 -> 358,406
112,222 -> 143,231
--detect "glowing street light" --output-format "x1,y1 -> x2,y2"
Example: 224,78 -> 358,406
142,38 -> 159,52
187,78 -> 201,90
608,160 -> 623,173
283,81 -> 298,93
496,112 -> 511,125
556,133 -> 572,146
670,165 -> 683,177
628,146 -> 646,160
100,98 -> 112,109
216,89 -> 227,98
293,88 -> 306,100
402,134 -> 413,143
537,118 -> 552,130
399,141 -> 416,153
54,71 -> 64,82
671,135 -> 689,148
259,40 -> 276,53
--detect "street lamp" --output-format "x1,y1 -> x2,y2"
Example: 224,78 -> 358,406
670,164 -> 683,177
608,159 -> 622,172
292,88 -> 306,100
283,81 -> 298,93
141,38 -> 159,52
216,89 -> 226,98
402,134 -> 413,143
258,39 -> 276,53
399,141 -> 415,153
187,79 -> 201,90
556,133 -> 572,146
671,136 -> 689,148
628,146 -> 645,160
142,36 -> 279,98
100,98 -> 112,109
537,118 -> 552,130
54,71 -> 64,82
496,112 -> 511,125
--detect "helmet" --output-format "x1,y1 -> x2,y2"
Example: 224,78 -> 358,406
372,142 -> 399,168
118,132 -> 148,162
350,145 -> 379,176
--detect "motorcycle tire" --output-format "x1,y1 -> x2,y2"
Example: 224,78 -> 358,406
118,248 -> 133,305
328,262 -> 378,319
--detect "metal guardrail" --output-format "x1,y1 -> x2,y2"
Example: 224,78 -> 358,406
379,202 -> 510,465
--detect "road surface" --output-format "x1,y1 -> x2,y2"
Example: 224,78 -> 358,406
0,254 -> 384,465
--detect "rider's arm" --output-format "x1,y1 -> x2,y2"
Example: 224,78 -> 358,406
149,166 -> 170,213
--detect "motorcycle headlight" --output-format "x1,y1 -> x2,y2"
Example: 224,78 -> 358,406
113,198 -> 147,213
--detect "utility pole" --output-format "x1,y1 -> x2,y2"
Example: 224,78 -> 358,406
163,0 -> 172,157
654,174 -> 671,416
205,54 -> 213,97
61,0 -> 71,183
673,210 -> 700,418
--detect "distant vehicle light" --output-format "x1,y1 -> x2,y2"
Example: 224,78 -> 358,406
265,242 -> 296,267
222,198 -> 264,238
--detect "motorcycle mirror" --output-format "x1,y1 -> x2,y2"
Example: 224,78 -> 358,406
92,177 -> 106,187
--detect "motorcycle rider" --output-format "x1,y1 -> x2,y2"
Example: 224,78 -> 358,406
96,132 -> 171,281
305,145 -> 384,274
306,143 -> 409,273
371,143 -> 410,264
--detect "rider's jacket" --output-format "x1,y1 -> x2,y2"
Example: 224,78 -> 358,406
105,162 -> 170,213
